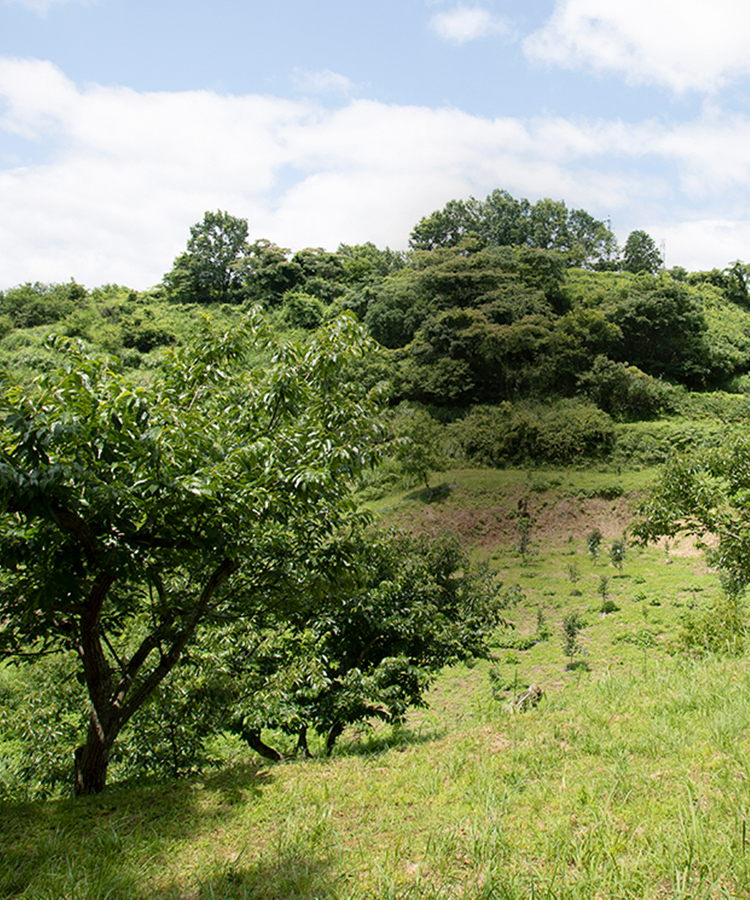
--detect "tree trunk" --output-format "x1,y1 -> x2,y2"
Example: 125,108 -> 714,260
296,725 -> 311,758
72,558 -> 237,795
74,717 -> 115,796
325,721 -> 344,755
240,727 -> 284,761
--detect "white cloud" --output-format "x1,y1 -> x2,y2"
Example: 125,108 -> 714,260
659,219 -> 750,272
5,0 -> 95,15
525,0 -> 750,93
291,68 -> 356,97
429,5 -> 509,44
2,58 -> 750,288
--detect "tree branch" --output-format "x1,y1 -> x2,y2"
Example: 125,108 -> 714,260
115,557 -> 237,728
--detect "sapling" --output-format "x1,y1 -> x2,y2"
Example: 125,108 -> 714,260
562,612 -> 585,667
609,537 -> 626,574
598,574 -> 618,613
516,515 -> 533,564
587,528 -> 603,564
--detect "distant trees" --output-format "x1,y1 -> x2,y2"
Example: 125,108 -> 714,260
150,198 -> 750,407
164,210 -> 250,303
410,189 -> 617,269
610,277 -> 710,385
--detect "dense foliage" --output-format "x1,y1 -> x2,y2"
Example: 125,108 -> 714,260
0,310 -> 385,793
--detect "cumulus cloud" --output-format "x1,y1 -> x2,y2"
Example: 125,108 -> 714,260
429,5 -> 509,44
1,57 -> 750,288
524,0 -> 750,93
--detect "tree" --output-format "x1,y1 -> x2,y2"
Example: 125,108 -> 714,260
610,278 -> 710,385
634,433 -> 750,598
562,612 -> 586,668
609,537 -> 626,574
409,197 -> 483,251
242,239 -> 303,305
621,230 -> 663,275
164,211 -> 250,303
0,310 -> 385,794
391,406 -> 449,495
724,260 -> 750,307
409,189 -> 616,269
206,529 -> 504,758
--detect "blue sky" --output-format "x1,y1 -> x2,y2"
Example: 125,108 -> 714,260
2,0 -> 750,288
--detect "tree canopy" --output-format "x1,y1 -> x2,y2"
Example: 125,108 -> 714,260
409,189 -> 617,269
0,309 -> 385,793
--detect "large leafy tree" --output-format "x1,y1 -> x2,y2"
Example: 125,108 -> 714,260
409,189 -> 615,269
609,277 -> 710,384
620,230 -> 663,275
164,210 -> 250,303
147,529 -> 504,764
0,310 -> 384,794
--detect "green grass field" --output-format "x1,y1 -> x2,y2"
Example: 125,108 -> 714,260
3,467 -> 750,899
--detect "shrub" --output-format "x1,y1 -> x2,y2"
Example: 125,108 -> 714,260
578,355 -> 677,421
1,281 -> 86,327
453,400 -> 615,466
281,291 -> 327,330
121,321 -> 177,352
678,595 -> 746,656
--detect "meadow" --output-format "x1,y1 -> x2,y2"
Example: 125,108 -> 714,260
3,465 -> 749,899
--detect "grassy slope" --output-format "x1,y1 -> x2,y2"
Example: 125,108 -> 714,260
4,467 -> 750,899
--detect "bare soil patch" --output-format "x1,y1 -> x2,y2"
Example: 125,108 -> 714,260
386,484 -> 637,553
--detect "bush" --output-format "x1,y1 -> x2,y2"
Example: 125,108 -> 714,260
678,595 -> 746,656
1,281 -> 86,328
281,291 -> 327,330
0,656 -> 87,800
121,321 -> 177,352
578,355 -> 678,421
453,400 -> 615,466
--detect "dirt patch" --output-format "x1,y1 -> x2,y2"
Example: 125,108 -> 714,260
388,486 -> 637,553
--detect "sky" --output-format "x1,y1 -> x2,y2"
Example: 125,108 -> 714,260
2,0 -> 750,289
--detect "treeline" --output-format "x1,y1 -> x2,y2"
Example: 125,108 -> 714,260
3,190 -> 750,425
149,199 -> 750,410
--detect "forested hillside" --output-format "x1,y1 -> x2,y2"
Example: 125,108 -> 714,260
3,191 -> 750,473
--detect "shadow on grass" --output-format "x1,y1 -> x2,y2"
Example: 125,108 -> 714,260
192,851 -> 340,900
0,759 -> 275,899
333,723 -> 447,759
402,480 -> 456,504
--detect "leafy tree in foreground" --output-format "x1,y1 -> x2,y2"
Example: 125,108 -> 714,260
0,310 -> 384,794
108,529 -> 504,770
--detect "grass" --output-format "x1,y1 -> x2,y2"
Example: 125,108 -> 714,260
3,466 -> 750,899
